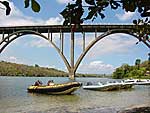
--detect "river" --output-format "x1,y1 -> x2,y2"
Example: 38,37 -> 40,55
0,76 -> 150,113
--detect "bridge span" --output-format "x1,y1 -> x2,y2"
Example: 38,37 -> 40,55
0,24 -> 136,33
0,25 -> 150,79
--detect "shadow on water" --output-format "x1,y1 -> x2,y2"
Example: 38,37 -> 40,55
27,92 -> 81,103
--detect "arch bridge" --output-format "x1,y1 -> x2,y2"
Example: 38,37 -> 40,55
0,25 -> 150,79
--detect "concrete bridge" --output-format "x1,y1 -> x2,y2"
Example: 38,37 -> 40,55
0,25 -> 150,79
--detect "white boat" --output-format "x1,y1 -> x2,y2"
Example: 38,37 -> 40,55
124,79 -> 150,85
83,81 -> 133,91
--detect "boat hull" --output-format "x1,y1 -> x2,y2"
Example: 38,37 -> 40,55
83,83 -> 133,91
27,82 -> 81,95
124,79 -> 150,85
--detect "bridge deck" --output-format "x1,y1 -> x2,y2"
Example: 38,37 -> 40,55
0,25 -> 136,34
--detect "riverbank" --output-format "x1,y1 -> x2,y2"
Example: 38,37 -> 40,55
119,105 -> 150,113
14,105 -> 150,113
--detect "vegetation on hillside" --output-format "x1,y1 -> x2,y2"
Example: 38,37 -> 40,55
0,61 -> 68,77
1,60 -> 150,79
112,60 -> 150,79
0,61 -> 106,77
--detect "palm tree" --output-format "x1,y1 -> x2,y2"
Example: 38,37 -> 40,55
148,53 -> 150,71
135,59 -> 141,70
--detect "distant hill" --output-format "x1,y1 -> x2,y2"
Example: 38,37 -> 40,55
0,61 -> 110,77
0,61 -> 68,77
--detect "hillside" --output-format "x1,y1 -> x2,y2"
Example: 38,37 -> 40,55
0,61 -> 107,77
0,61 -> 68,77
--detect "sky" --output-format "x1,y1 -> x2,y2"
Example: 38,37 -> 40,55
0,0 -> 149,74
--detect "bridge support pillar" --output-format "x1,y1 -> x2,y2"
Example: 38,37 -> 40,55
69,27 -> 75,80
69,69 -> 75,80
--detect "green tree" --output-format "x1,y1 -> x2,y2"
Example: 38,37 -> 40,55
122,64 -> 130,75
129,68 -> 146,78
60,0 -> 150,43
112,60 -> 149,79
113,67 -> 124,79
60,0 -> 150,24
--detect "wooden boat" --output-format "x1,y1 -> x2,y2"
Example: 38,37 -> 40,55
83,81 -> 133,91
27,81 -> 81,95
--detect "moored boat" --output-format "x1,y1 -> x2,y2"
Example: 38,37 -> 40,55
124,79 -> 150,85
83,81 -> 133,91
27,81 -> 81,95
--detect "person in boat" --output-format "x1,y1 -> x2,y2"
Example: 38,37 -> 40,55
86,82 -> 93,86
47,80 -> 54,86
34,80 -> 43,86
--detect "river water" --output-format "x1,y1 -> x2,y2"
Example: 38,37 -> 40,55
0,76 -> 150,113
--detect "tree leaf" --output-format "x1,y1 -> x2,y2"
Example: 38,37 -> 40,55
24,0 -> 30,8
133,20 -> 137,25
141,12 -> 150,17
145,18 -> 148,22
98,12 -> 105,19
60,8 -> 68,18
31,0 -> 40,12
138,19 -> 141,24
129,2 -> 136,12
76,0 -> 82,4
85,0 -> 95,5
6,6 -> 11,15
85,7 -> 97,20
0,1 -> 11,15
63,20 -> 69,25
138,7 -> 143,13
110,1 -> 120,10
96,0 -> 109,7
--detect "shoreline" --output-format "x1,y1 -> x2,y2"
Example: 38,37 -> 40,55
16,105 -> 150,113
0,75 -> 109,78
119,104 -> 150,113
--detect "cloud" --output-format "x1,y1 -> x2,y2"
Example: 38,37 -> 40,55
75,33 -> 137,59
78,60 -> 115,74
24,33 -> 61,48
89,34 -> 137,57
0,1 -> 65,67
45,17 -> 63,25
26,38 -> 51,48
0,56 -> 56,68
115,11 -> 135,21
40,64 -> 56,69
56,0 -> 73,4
0,2 -> 42,26
56,0 -> 87,5
0,56 -> 26,64
0,2 -> 64,48
0,2 -> 63,26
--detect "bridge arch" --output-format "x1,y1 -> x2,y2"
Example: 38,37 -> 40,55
1,28 -> 150,79
74,29 -> 150,73
0,30 -> 71,72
